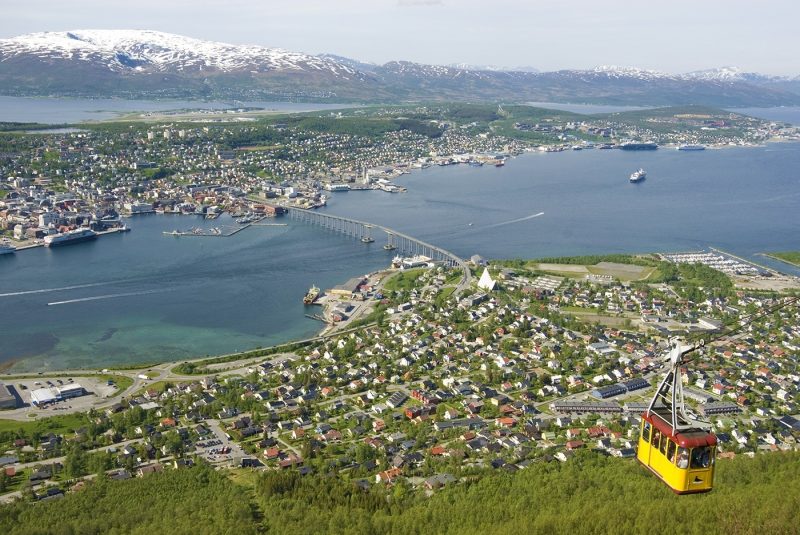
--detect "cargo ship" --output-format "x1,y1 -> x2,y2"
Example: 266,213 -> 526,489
620,142 -> 658,150
44,228 -> 97,247
629,168 -> 646,183
303,285 -> 320,305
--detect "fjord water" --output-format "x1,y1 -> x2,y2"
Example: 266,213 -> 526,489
321,143 -> 800,266
2,143 -> 799,372
0,217 -> 391,372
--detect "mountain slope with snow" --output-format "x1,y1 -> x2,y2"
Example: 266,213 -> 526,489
1,30 -> 798,106
0,30 -> 361,76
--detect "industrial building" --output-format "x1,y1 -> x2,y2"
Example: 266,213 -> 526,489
0,382 -> 17,409
550,400 -> 623,414
591,377 -> 650,399
30,383 -> 86,406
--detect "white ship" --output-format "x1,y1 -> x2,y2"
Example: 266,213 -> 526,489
0,240 -> 16,255
44,228 -> 97,247
629,168 -> 646,183
678,144 -> 706,151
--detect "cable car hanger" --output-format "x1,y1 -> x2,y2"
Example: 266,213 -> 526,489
636,295 -> 798,493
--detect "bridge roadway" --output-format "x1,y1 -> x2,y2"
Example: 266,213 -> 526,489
289,207 -> 472,291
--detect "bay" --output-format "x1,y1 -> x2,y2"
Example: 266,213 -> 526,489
0,215 -> 392,372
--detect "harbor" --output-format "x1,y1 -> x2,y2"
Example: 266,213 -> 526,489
162,217 -> 287,238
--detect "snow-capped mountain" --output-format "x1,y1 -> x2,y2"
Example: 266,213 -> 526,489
1,29 -> 798,107
0,30 -> 361,77
589,65 -> 669,80
448,63 -> 539,73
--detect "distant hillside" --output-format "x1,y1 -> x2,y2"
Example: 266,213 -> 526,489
1,451 -> 798,534
1,30 -> 799,107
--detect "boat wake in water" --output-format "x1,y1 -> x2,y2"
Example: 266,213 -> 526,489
0,282 -> 112,298
483,212 -> 545,229
47,288 -> 171,306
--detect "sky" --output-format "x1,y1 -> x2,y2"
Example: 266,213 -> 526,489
1,0 -> 798,75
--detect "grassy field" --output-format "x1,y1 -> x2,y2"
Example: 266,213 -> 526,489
531,261 -> 656,281
435,286 -> 456,305
383,269 -> 426,292
766,251 -> 800,267
131,380 -> 180,397
98,375 -> 133,391
0,413 -> 90,436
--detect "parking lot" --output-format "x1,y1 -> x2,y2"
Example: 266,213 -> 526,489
3,375 -> 122,415
194,420 -> 246,466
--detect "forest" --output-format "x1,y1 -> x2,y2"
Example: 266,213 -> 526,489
1,450 -> 797,534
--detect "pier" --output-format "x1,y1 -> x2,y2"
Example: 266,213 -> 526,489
288,207 -> 472,290
163,217 -> 287,237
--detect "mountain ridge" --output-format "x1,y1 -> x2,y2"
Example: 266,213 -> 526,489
1,30 -> 799,106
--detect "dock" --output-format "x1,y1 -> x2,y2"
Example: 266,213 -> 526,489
163,217 -> 286,237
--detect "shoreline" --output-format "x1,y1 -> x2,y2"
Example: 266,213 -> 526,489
6,226 -> 129,253
4,246 -> 799,378
761,252 -> 800,269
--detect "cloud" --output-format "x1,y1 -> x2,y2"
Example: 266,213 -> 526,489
397,0 -> 443,6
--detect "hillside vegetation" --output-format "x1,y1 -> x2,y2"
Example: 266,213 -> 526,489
1,452 -> 798,534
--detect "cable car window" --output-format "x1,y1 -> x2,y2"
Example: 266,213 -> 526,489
651,429 -> 661,449
676,447 -> 689,469
667,441 -> 676,463
690,447 -> 711,469
659,435 -> 668,455
641,421 -> 651,440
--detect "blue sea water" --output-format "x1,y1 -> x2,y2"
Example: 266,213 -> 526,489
1,103 -> 799,371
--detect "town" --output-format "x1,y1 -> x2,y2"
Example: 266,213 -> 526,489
2,104 -> 798,250
1,250 -> 798,502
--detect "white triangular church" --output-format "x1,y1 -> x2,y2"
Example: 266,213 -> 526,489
477,267 -> 496,291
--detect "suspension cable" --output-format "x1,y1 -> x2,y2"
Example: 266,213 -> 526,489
679,295 -> 800,364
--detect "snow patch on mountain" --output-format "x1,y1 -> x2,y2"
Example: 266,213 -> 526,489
0,30 -> 361,78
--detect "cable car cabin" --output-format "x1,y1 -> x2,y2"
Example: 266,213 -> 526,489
637,407 -> 716,494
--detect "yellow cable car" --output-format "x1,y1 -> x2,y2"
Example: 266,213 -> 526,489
637,340 -> 716,494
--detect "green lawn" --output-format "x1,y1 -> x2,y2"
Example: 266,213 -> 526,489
383,269 -> 426,292
767,251 -> 800,267
0,413 -> 91,436
97,375 -> 133,391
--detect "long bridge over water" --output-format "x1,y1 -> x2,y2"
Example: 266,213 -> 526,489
288,207 -> 472,290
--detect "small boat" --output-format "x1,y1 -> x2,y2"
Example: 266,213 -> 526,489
303,285 -> 320,305
383,244 -> 397,250
361,236 -> 375,243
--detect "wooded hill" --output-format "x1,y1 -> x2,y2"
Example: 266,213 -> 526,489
1,451 -> 797,534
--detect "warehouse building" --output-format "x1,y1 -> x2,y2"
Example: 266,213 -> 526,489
30,383 -> 86,406
0,382 -> 18,409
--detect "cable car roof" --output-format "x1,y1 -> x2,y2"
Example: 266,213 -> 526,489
644,412 -> 717,448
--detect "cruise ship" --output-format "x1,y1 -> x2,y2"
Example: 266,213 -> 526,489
678,144 -> 706,151
0,240 -> 16,255
44,228 -> 97,247
629,168 -> 646,183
